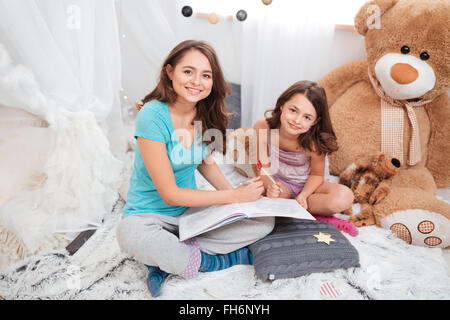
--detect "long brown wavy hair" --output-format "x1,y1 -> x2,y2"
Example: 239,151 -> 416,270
264,80 -> 338,155
136,40 -> 232,154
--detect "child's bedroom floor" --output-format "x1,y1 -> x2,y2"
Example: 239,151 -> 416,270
0,153 -> 449,299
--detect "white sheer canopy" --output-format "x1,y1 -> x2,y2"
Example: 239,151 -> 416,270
0,0 -> 365,269
0,0 -> 124,267
0,0 -> 124,152
117,0 -> 178,113
240,1 -> 336,126
0,0 -> 365,150
118,0 -> 364,126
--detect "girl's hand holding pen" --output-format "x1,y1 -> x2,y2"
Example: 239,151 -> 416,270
234,176 -> 264,202
266,181 -> 283,198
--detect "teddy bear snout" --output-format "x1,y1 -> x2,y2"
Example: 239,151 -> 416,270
374,53 -> 437,100
390,63 -> 419,85
391,158 -> 401,168
374,156 -> 401,178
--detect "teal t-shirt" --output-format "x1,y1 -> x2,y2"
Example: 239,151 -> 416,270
123,100 -> 208,218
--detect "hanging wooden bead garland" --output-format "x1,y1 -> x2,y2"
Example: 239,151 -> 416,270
208,12 -> 220,24
181,5 -> 193,17
236,9 -> 247,22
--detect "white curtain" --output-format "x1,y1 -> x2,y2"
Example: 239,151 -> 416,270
116,0 -> 178,118
117,0 -> 354,127
0,0 -> 365,268
171,0 -> 244,85
240,1 -> 336,127
118,0 -> 248,109
0,0 -> 125,154
0,0 -> 124,262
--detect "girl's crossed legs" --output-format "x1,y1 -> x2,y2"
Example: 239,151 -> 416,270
276,179 -> 354,216
274,178 -> 358,236
116,212 -> 274,276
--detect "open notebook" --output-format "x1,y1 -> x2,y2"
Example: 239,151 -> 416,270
178,197 -> 316,241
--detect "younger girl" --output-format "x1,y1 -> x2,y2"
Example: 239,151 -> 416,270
254,81 -> 356,232
117,40 -> 274,297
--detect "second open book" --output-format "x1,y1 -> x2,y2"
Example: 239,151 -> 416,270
178,197 -> 316,241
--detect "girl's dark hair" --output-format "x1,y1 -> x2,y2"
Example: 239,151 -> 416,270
264,80 -> 338,155
137,40 -> 232,154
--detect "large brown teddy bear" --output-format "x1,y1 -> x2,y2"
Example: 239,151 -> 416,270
318,0 -> 450,248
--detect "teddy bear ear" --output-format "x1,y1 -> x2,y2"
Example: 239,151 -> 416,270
376,153 -> 386,162
354,0 -> 399,36
372,152 -> 385,166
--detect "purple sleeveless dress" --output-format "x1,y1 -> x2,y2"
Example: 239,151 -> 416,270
266,129 -> 330,197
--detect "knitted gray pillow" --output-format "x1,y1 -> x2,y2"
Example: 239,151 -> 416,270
249,219 -> 360,281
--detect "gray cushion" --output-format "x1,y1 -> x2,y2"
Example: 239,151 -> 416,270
249,219 -> 360,281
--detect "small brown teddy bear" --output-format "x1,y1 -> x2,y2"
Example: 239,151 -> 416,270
339,153 -> 401,227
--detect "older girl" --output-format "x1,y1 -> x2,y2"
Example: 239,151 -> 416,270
116,40 -> 274,297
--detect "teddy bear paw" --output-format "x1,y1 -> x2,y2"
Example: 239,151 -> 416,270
369,186 -> 390,205
349,213 -> 376,227
380,210 -> 450,248
342,207 -> 353,215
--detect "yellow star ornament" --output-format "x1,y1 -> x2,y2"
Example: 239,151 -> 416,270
313,232 -> 335,245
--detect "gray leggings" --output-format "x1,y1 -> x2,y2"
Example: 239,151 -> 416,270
116,212 -> 275,275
